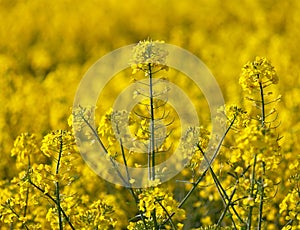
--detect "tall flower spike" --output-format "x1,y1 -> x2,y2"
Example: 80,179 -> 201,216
129,39 -> 172,181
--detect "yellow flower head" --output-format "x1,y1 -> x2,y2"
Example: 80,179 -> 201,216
11,133 -> 39,169
218,104 -> 249,129
239,57 -> 278,93
138,186 -> 185,222
41,130 -> 75,158
130,39 -> 168,74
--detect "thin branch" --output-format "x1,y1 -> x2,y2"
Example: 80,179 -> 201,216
148,63 -> 156,181
247,154 -> 257,230
28,180 -> 75,230
258,162 -> 266,229
162,115 -> 237,226
198,144 -> 240,227
55,131 -> 63,230
157,199 -> 177,230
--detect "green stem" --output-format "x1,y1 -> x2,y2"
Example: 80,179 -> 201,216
198,145 -> 239,228
148,63 -> 156,181
28,180 -> 75,230
259,82 -> 265,127
217,187 -> 237,228
161,115 -> 237,226
258,162 -> 265,229
180,115 -> 236,206
23,155 -> 31,218
257,81 -> 266,229
81,108 -> 148,228
157,199 -> 177,230
247,154 -> 257,230
116,126 -> 131,182
116,127 -> 148,229
56,131 -> 63,230
80,109 -> 108,154
81,111 -> 129,186
152,209 -> 159,230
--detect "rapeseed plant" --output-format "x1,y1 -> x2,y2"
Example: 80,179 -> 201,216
1,1 -> 300,229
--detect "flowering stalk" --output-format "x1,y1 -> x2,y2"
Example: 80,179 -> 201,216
239,56 -> 280,229
156,198 -> 177,229
76,107 -> 130,186
259,82 -> 266,127
247,153 -> 257,230
130,39 -> 169,183
257,80 -> 266,229
130,40 -> 176,229
23,154 -> 31,225
111,111 -> 148,228
55,131 -> 63,230
148,62 -> 156,181
258,162 -> 266,229
74,107 -> 149,229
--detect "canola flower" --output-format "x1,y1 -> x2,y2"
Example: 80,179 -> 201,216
130,39 -> 169,75
239,56 -> 278,94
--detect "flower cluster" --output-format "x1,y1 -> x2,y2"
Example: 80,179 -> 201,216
11,133 -> 40,170
218,104 -> 250,129
181,126 -> 210,170
280,187 -> 300,229
130,39 -> 169,75
129,186 -> 185,229
1,129 -> 121,229
239,56 -> 278,93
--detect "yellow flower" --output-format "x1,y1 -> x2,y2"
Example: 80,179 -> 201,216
138,186 -> 185,222
181,126 -> 210,169
239,56 -> 278,93
41,130 -> 75,158
130,39 -> 168,74
11,133 -> 39,169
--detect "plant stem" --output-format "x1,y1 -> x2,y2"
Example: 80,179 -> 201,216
161,116 -> 237,226
157,199 -> 177,230
28,180 -> 75,230
23,155 -> 31,218
247,153 -> 257,230
117,127 -> 130,182
5,202 -> 29,230
152,209 -> 159,230
80,111 -> 129,186
257,81 -> 266,229
259,82 -> 265,127
258,162 -> 265,229
80,108 -> 148,228
56,131 -> 63,230
217,187 -> 237,228
148,63 -> 156,181
198,145 -> 239,228
179,114 -> 236,207
116,127 -> 148,229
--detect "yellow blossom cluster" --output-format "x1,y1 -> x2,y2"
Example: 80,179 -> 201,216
239,57 -> 279,93
130,39 -> 169,75
132,186 -> 185,229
